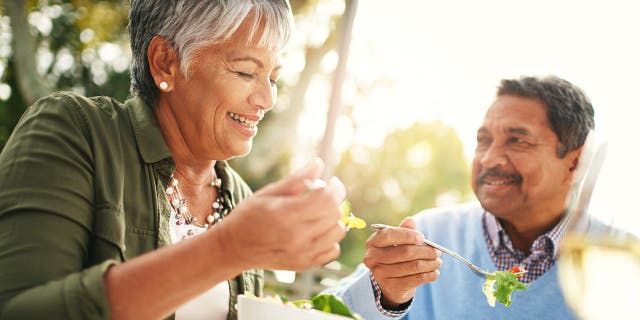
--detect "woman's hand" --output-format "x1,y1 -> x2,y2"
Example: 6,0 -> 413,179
219,158 -> 347,271
363,218 -> 442,308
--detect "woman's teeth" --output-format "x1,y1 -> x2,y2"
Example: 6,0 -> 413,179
228,112 -> 258,128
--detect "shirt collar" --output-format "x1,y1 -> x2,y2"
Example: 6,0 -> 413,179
482,211 -> 570,258
125,96 -> 172,164
125,96 -> 237,197
484,211 -> 503,249
214,160 -> 236,197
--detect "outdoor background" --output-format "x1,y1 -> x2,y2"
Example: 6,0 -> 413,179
1,0 -> 638,299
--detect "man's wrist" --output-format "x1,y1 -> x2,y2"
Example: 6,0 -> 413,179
380,295 -> 413,311
369,272 -> 411,317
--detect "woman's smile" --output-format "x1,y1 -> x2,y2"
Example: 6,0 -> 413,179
227,111 -> 261,137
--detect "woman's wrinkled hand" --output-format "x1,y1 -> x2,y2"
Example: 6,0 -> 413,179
364,218 -> 442,308
219,158 -> 347,271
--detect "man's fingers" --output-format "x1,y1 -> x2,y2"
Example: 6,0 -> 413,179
365,245 -> 441,265
399,217 -> 417,230
370,258 -> 443,278
367,227 -> 425,248
378,270 -> 441,292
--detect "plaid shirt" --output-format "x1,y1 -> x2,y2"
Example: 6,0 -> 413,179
371,210 -> 569,315
482,211 -> 569,283
370,272 -> 408,318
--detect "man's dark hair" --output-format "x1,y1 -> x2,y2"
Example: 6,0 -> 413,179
497,76 -> 595,157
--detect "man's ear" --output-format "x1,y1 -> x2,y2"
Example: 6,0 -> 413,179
570,157 -> 579,171
567,147 -> 583,172
147,36 -> 180,92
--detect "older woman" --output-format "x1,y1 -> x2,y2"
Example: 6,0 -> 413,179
0,1 -> 347,319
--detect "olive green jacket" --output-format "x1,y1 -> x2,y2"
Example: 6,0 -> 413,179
0,92 -> 262,319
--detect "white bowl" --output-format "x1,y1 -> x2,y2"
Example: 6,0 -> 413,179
237,295 -> 352,320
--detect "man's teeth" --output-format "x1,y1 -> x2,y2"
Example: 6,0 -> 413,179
228,112 -> 258,128
485,179 -> 512,185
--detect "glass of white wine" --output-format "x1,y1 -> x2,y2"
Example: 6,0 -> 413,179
558,133 -> 640,320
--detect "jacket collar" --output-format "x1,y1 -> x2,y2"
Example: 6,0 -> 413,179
125,96 -> 236,196
125,96 -> 172,164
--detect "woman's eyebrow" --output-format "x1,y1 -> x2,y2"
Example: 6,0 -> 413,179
230,56 -> 281,71
230,56 -> 264,67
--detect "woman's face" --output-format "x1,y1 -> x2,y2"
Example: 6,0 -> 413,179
166,30 -> 280,160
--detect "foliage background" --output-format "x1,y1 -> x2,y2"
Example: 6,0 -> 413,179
0,0 -> 472,295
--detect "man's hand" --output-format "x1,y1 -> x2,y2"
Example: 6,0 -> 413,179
364,218 -> 442,308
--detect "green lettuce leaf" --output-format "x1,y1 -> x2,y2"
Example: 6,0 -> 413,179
482,270 -> 527,307
292,294 -> 363,319
482,278 -> 497,307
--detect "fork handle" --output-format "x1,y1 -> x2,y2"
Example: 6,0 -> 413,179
371,223 -> 490,278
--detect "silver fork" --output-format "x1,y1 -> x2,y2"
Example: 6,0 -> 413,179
371,223 -> 496,279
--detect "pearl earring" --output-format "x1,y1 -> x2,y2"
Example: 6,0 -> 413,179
159,81 -> 169,91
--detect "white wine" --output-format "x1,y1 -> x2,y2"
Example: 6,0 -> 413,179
558,234 -> 640,320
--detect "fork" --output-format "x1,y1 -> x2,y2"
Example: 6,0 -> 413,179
370,223 -> 496,279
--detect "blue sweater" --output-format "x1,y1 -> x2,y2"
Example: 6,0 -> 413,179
327,203 -> 577,320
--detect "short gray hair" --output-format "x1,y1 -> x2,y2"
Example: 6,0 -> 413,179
497,75 -> 595,158
129,0 -> 294,107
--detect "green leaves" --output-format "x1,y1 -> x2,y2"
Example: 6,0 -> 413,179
482,277 -> 497,307
258,292 -> 363,319
482,270 -> 527,307
291,294 -> 363,319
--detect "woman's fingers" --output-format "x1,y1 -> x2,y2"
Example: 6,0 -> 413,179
225,169 -> 349,271
311,243 -> 342,267
255,158 -> 324,197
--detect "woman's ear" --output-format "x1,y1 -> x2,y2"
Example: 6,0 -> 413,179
147,36 -> 179,92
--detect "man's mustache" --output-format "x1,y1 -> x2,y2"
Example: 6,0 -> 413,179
476,168 -> 522,184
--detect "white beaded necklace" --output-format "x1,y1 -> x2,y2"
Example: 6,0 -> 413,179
166,172 -> 227,241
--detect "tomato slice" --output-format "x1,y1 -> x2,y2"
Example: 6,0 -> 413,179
509,265 -> 523,273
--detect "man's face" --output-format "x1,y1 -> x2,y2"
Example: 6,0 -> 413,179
472,95 -> 578,224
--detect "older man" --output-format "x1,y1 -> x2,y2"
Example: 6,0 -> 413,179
327,75 -> 595,319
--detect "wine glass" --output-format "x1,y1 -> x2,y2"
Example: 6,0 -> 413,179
558,132 -> 640,320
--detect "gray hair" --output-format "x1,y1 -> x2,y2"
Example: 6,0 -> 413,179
129,0 -> 294,107
497,75 -> 595,158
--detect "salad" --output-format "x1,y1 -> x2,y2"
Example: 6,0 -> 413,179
291,294 -> 364,319
303,179 -> 365,231
246,293 -> 363,319
246,200 -> 367,319
482,265 -> 528,307
340,200 -> 366,230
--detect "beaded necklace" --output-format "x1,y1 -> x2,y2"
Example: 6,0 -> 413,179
165,172 -> 227,241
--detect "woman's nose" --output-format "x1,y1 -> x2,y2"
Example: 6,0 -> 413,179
248,80 -> 276,111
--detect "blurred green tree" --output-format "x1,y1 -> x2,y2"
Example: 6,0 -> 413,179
0,0 -> 334,152
229,0 -> 344,189
0,0 -> 474,278
334,121 -> 474,267
0,0 -> 131,148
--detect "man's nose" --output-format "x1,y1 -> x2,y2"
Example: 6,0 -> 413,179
479,143 -> 508,168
